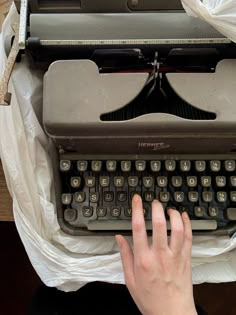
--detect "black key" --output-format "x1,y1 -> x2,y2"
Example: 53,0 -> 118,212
165,160 -> 176,171
217,191 -> 227,203
64,209 -> 77,222
179,207 -> 189,214
77,160 -> 88,172
111,207 -> 121,217
90,192 -> 99,203
114,176 -> 124,188
124,207 -> 132,217
91,161 -> 102,172
230,176 -> 236,187
215,176 -> 226,187
208,207 -> 219,218
97,207 -> 107,217
157,176 -> 168,188
100,176 -> 110,187
180,160 -> 191,172
104,191 -> 114,202
194,206 -> 205,217
106,160 -> 117,172
143,177 -> 154,188
61,194 -> 72,205
174,192 -> 184,203
60,160 -> 71,172
74,192 -> 86,203
150,161 -> 161,172
160,192 -> 170,202
121,161 -> 131,172
83,206 -> 93,217
135,160 -> 146,172
202,191 -> 213,203
187,176 -> 197,187
144,191 -> 154,202
195,161 -> 206,172
85,176 -> 96,188
188,191 -> 198,203
117,191 -> 127,202
225,160 -> 236,172
201,176 -> 211,187
143,207 -> 149,218
230,191 -> 236,202
171,176 -> 182,188
210,160 -> 221,172
70,177 -> 81,188
128,176 -> 139,187
226,208 -> 236,221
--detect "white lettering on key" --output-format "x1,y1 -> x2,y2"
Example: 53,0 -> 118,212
190,178 -> 195,185
159,179 -> 165,186
176,193 -> 182,201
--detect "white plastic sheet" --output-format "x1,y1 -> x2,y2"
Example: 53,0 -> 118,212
1,4 -> 236,292
181,0 -> 236,43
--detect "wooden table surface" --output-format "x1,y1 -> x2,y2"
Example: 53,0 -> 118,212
0,0 -> 12,30
0,162 -> 13,220
1,0 -> 13,221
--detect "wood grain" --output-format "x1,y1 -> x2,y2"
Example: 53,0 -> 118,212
0,1 -> 13,220
0,162 -> 13,220
0,0 -> 12,30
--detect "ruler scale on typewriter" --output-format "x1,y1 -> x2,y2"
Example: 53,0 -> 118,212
2,0 -> 236,235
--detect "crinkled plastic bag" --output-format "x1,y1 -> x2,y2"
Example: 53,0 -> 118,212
181,0 -> 236,43
1,4 -> 236,292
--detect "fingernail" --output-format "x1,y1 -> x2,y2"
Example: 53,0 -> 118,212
182,211 -> 189,219
133,194 -> 140,202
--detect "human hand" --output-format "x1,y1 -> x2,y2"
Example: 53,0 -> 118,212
116,195 -> 197,315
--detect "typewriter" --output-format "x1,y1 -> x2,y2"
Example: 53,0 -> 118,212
2,0 -> 236,236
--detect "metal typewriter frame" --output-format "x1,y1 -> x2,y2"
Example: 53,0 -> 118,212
0,0 -> 233,106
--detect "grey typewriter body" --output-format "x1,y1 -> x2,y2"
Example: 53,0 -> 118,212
44,59 -> 236,236
14,0 -> 236,235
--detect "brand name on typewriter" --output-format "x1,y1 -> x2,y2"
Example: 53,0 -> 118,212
138,142 -> 171,151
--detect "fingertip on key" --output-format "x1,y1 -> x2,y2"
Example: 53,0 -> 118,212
132,194 -> 141,203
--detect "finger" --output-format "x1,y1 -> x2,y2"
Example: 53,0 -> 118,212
182,212 -> 193,255
152,200 -> 168,251
116,235 -> 135,290
168,209 -> 184,254
132,194 -> 149,255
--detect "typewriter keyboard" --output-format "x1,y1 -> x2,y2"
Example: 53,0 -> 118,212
58,158 -> 236,235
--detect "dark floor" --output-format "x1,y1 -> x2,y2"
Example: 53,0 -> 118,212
0,222 -> 236,315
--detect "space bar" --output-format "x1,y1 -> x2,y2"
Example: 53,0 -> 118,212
88,220 -> 217,231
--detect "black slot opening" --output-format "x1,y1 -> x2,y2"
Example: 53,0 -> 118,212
100,74 -> 216,121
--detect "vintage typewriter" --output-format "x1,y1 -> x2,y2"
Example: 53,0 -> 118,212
2,0 -> 236,236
